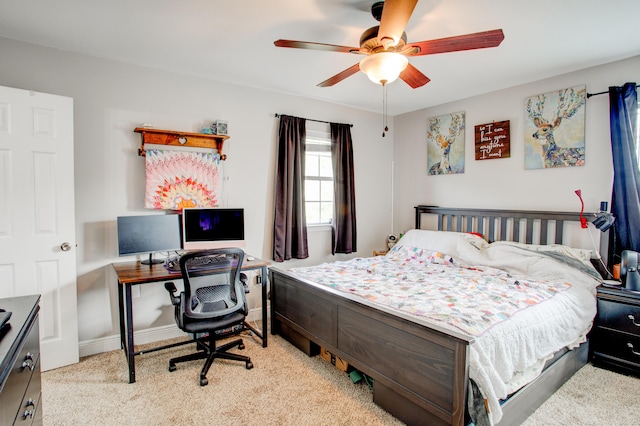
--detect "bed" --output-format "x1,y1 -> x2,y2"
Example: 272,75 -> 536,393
269,206 -> 603,425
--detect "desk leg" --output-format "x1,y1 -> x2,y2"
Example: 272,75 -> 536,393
125,284 -> 136,383
118,282 -> 125,350
261,266 -> 268,347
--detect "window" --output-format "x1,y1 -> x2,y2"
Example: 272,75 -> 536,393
305,128 -> 333,225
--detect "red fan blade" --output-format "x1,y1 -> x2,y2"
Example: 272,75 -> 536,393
399,64 -> 430,88
407,29 -> 505,56
274,39 -> 358,54
317,63 -> 361,87
378,0 -> 418,48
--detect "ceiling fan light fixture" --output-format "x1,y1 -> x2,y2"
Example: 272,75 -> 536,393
359,52 -> 408,85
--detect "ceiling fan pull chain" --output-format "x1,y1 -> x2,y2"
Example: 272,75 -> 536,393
385,83 -> 389,133
382,82 -> 389,137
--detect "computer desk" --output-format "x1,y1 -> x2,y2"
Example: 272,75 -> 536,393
112,255 -> 269,384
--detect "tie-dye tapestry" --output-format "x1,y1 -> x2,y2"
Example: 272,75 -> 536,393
144,146 -> 221,210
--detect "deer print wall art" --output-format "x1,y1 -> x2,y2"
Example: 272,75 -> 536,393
427,112 -> 465,175
524,85 -> 586,169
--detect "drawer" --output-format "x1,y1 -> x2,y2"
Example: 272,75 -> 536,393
597,298 -> 640,335
15,356 -> 41,425
32,393 -> 42,426
2,320 -> 40,425
592,327 -> 640,367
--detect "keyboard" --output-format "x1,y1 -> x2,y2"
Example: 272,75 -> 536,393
166,255 -> 231,273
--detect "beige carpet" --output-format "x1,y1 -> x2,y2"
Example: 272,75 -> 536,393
42,332 -> 640,425
521,362 -> 640,426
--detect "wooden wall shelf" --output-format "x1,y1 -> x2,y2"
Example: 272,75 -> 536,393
134,127 -> 230,160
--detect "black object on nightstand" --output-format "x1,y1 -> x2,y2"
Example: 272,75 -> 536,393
591,285 -> 640,376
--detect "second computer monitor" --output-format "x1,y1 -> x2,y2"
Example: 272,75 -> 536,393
182,207 -> 245,251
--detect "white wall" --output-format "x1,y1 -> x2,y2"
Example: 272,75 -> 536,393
2,35 -> 637,357
392,56 -> 640,236
0,37 -> 394,355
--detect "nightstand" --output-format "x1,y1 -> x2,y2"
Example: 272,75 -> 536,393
591,285 -> 640,376
373,250 -> 388,256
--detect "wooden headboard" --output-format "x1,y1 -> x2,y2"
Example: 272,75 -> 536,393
414,205 -> 593,245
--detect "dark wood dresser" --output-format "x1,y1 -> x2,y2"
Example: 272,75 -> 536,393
591,285 -> 640,375
0,295 -> 41,425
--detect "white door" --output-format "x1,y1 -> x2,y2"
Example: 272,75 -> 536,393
0,85 -> 79,371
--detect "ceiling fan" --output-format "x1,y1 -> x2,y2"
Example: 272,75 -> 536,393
274,0 -> 505,89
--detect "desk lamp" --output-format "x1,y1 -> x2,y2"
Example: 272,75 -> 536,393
575,190 -> 616,279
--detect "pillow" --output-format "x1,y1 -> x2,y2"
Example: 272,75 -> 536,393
386,244 -> 455,265
394,229 -> 489,254
490,240 -> 593,264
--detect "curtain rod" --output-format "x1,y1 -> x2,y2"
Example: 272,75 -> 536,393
274,113 -> 353,128
587,84 -> 640,99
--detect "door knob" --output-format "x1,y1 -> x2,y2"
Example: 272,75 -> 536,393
60,242 -> 72,252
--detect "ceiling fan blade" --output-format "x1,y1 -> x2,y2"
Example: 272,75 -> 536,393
317,63 -> 361,87
378,0 -> 418,48
407,29 -> 505,56
399,64 -> 430,88
274,39 -> 357,54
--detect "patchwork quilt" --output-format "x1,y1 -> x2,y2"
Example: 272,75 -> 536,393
292,246 -> 573,337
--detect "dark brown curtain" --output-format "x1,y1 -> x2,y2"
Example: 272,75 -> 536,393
330,123 -> 357,254
273,115 -> 308,262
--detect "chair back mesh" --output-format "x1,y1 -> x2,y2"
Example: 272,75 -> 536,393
179,248 -> 246,319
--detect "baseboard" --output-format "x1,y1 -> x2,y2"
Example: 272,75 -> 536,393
79,306 -> 268,358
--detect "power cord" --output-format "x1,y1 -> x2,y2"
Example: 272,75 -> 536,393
587,224 -> 613,278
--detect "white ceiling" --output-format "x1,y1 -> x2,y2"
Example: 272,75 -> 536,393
1,0 -> 639,116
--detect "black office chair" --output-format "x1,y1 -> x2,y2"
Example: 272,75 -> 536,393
164,248 -> 253,386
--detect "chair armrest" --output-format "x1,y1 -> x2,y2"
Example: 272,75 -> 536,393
164,282 -> 180,305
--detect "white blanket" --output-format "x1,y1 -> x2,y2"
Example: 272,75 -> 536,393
395,230 -> 600,424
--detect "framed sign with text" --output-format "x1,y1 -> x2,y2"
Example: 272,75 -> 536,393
474,120 -> 510,160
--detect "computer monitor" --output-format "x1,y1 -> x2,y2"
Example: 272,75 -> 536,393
182,207 -> 245,251
117,214 -> 183,264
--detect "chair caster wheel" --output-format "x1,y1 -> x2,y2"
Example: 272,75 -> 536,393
200,377 -> 208,386
246,361 -> 254,370
169,364 -> 176,372
238,343 -> 245,350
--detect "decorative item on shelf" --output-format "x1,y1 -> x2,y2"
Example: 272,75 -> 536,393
216,120 -> 228,135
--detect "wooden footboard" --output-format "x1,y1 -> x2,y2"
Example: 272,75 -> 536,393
269,268 -> 472,426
